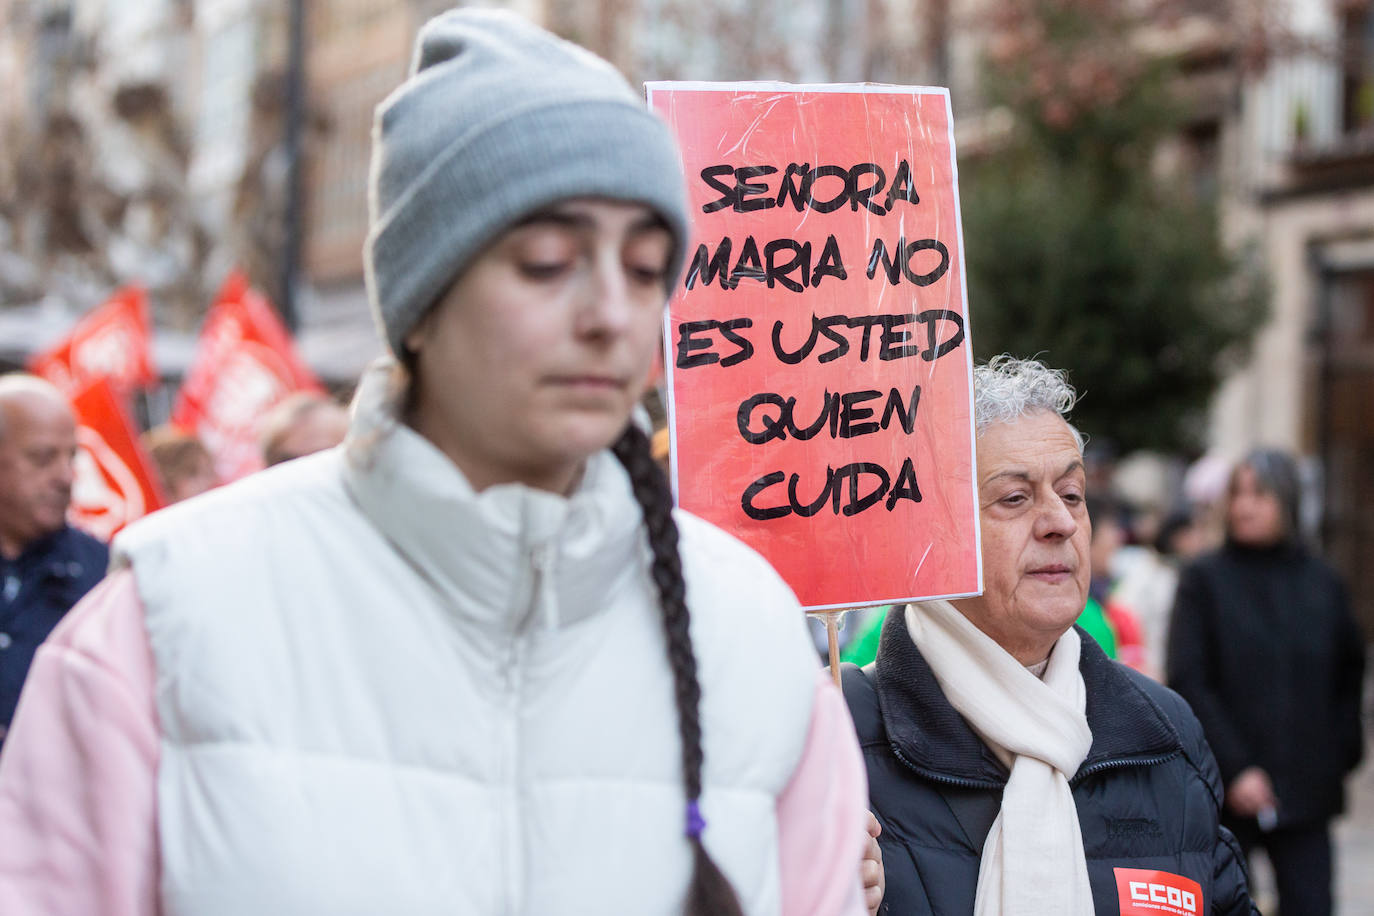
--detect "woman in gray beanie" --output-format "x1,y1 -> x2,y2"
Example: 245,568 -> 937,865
0,8 -> 870,916
1168,448 -> 1365,916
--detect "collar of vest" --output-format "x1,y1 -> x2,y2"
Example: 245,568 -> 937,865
340,361 -> 645,634
873,604 -> 1181,786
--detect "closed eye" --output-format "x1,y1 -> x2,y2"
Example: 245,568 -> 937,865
627,264 -> 667,286
519,262 -> 571,281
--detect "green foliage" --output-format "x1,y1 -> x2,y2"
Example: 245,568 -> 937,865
963,1 -> 1268,453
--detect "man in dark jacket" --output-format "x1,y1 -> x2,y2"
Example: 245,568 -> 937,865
0,374 -> 108,748
1169,448 -> 1364,916
845,356 -> 1257,916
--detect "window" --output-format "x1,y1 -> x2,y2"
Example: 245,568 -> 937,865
1341,3 -> 1374,133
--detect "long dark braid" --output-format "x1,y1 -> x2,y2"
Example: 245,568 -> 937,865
611,423 -> 745,916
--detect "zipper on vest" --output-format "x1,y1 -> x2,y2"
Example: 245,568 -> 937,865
501,543 -> 551,915
1069,749 -> 1181,786
893,741 -> 1183,789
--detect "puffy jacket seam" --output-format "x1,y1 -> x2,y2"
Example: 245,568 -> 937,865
1155,691 -> 1225,810
1084,841 -> 1218,858
166,740 -> 761,789
1219,825 -> 1252,882
1177,746 -> 1222,809
164,748 -> 798,794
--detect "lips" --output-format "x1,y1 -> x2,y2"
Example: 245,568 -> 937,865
544,368 -> 632,389
549,375 -> 622,387
1027,563 -> 1074,583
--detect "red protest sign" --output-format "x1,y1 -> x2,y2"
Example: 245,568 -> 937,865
648,83 -> 980,610
29,286 -> 157,396
173,271 -> 323,482
69,377 -> 166,541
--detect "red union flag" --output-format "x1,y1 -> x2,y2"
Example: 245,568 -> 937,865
173,271 -> 323,482
68,377 -> 166,541
29,286 -> 158,395
647,82 -> 979,610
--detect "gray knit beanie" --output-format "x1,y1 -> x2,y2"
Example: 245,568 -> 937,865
363,8 -> 689,357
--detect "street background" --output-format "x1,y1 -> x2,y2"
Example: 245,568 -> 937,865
1,0 -> 1372,909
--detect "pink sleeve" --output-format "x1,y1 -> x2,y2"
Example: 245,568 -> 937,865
0,569 -> 160,916
777,671 -> 869,916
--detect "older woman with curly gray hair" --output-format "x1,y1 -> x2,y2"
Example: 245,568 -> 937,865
842,355 -> 1258,916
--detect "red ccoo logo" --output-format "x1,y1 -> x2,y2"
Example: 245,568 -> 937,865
1113,867 -> 1203,916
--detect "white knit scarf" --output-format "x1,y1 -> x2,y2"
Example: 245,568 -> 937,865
905,601 -> 1095,916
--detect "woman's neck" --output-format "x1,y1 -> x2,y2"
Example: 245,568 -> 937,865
404,408 -> 586,496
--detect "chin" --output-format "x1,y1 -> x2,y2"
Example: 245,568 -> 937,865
1029,600 -> 1086,634
539,426 -> 626,468
559,411 -> 635,448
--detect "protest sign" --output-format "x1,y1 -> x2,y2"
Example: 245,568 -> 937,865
173,271 -> 323,482
69,376 -> 165,541
647,82 -> 980,610
29,286 -> 157,396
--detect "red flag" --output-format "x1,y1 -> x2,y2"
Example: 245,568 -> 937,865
68,377 -> 166,541
29,286 -> 157,396
173,271 -> 323,482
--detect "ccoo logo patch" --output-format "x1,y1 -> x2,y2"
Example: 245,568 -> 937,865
1113,868 -> 1203,916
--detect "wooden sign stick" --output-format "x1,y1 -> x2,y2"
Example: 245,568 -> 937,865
825,612 -> 843,688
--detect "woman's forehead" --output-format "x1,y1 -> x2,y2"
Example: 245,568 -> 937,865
977,412 -> 1082,472
512,198 -> 667,230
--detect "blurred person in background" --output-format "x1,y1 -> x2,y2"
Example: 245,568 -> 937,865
1154,508 -> 1208,565
257,391 -> 350,467
1111,507 -> 1208,683
1168,448 -> 1365,916
141,426 -> 218,504
843,356 -> 1256,916
1182,451 -> 1231,553
1083,495 -> 1147,672
0,374 -> 107,748
1074,495 -> 1121,660
0,10 -> 868,915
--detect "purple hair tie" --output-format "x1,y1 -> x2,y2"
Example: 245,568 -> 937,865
685,800 -> 707,839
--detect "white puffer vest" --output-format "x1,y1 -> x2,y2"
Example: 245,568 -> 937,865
114,367 -> 818,916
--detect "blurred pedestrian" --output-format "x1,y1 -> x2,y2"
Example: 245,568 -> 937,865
1085,494 -> 1147,671
0,10 -> 867,915
1168,448 -> 1365,916
842,356 -> 1257,916
257,391 -> 349,467
141,425 -> 218,504
1109,507 -> 1206,682
1154,507 -> 1207,563
0,374 -> 107,748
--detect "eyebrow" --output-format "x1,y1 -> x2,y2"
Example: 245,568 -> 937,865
984,459 -> 1084,485
513,208 -> 669,236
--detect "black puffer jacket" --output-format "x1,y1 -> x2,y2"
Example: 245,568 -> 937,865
843,608 -> 1258,916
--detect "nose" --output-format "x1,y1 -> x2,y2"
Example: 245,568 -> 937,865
573,250 -> 635,339
1034,493 -> 1080,541
54,448 -> 76,492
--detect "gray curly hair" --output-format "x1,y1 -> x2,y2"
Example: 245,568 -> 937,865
972,355 -> 1085,452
